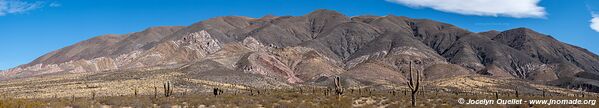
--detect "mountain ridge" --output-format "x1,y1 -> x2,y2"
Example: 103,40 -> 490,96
2,9 -> 599,92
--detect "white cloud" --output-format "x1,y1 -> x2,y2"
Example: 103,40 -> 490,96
591,13 -> 599,32
386,0 -> 547,18
0,0 -> 43,16
49,2 -> 60,7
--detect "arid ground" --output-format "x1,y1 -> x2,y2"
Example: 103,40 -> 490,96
1,68 -> 597,108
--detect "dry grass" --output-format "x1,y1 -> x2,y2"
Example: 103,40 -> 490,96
1,88 -> 598,108
2,70 -> 599,107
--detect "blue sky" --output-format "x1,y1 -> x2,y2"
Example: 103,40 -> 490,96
0,0 -> 598,70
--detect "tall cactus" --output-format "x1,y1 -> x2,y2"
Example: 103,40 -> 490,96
495,92 -> 499,100
406,61 -> 421,107
164,81 -> 173,97
515,89 -> 519,98
334,76 -> 344,96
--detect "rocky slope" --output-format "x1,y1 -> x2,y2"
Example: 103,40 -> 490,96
2,9 -> 599,92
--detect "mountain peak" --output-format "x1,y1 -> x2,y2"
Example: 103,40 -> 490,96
504,27 -> 541,35
496,27 -> 555,42
480,30 -> 499,33
260,14 -> 277,19
307,9 -> 346,17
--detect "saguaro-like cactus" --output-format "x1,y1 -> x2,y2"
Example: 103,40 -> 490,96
406,61 -> 421,107
164,81 -> 173,97
495,92 -> 499,99
213,88 -> 219,96
213,88 -> 223,96
334,76 -> 344,96
515,89 -> 519,98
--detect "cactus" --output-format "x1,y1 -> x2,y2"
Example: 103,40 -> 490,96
213,88 -> 223,96
213,88 -> 218,96
515,89 -> 519,98
334,76 -> 344,96
495,92 -> 499,100
164,81 -> 173,97
406,61 -> 422,107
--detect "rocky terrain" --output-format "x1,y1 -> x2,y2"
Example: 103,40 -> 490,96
1,9 -> 599,94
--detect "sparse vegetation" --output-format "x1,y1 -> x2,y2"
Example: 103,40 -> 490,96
1,87 -> 599,107
1,67 -> 598,107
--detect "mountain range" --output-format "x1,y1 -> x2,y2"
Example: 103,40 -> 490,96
2,9 -> 599,92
